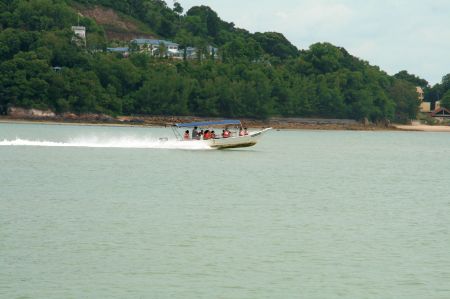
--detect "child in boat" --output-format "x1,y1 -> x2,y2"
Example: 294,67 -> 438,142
244,128 -> 249,135
211,131 -> 216,139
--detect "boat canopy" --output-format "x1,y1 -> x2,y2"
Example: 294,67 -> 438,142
175,120 -> 241,128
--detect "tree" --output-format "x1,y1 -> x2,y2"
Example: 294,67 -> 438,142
253,32 -> 299,59
158,42 -> 167,58
173,2 -> 183,15
305,43 -> 344,74
441,73 -> 450,92
0,0 -> 432,122
0,51 -> 52,110
389,79 -> 419,123
394,70 -> 428,88
13,0 -> 76,31
222,37 -> 263,62
440,90 -> 450,109
0,29 -> 39,60
424,83 -> 442,103
186,5 -> 221,38
183,15 -> 207,37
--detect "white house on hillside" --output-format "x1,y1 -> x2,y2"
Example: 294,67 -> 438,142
129,38 -> 219,60
178,45 -> 219,60
131,38 -> 179,57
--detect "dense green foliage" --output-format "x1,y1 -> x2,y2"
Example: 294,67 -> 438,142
441,90 -> 450,110
0,0 -> 431,122
425,74 -> 450,109
394,70 -> 428,89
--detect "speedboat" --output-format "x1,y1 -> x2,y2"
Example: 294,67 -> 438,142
172,120 -> 271,149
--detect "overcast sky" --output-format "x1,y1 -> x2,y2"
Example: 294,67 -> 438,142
178,0 -> 450,85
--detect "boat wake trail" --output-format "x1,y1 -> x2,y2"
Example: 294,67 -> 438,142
0,136 -> 211,150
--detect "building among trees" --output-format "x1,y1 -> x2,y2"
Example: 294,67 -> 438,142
431,107 -> 450,121
71,26 -> 86,47
129,38 -> 218,60
417,86 -> 431,112
131,39 -> 179,57
107,47 -> 130,57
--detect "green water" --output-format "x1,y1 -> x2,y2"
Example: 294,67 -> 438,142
1,123 -> 450,298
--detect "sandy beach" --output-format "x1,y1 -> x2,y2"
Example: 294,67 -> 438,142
393,124 -> 450,132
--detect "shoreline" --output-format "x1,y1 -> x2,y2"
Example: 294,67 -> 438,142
392,124 -> 450,132
1,116 -> 449,132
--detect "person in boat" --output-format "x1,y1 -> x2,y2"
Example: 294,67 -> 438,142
211,130 -> 216,139
222,129 -> 230,138
244,127 -> 249,135
239,127 -> 245,136
198,130 -> 204,140
192,126 -> 199,139
203,130 -> 211,140
184,130 -> 190,140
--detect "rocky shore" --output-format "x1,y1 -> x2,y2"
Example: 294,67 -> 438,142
0,107 -> 391,131
2,106 -> 448,131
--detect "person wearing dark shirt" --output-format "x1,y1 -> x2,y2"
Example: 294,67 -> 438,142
192,126 -> 199,139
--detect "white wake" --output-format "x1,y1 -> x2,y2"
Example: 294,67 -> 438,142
0,136 -> 211,150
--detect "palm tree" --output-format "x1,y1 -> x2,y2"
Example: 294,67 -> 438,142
159,42 -> 167,58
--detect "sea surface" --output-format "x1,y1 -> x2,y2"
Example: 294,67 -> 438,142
1,122 -> 450,299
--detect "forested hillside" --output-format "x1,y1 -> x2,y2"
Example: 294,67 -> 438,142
1,0 -> 446,122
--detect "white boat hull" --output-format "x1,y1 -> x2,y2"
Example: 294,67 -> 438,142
203,128 -> 271,149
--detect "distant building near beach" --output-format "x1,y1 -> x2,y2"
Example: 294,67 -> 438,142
435,101 -> 441,110
429,101 -> 450,122
420,102 -> 431,113
417,86 -> 431,113
416,87 -> 424,101
431,107 -> 450,122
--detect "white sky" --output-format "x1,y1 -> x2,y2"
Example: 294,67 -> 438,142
177,0 -> 450,85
